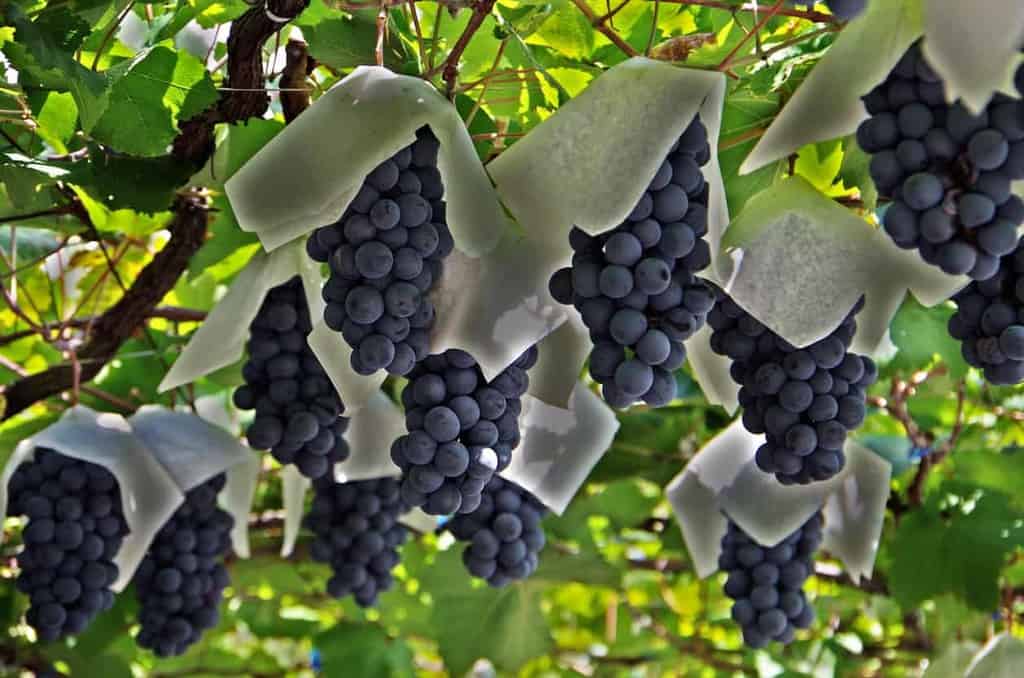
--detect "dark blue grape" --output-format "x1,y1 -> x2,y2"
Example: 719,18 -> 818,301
548,117 -> 713,409
235,278 -> 349,478
709,286 -> 874,484
720,512 -> 821,648
392,348 -> 537,514
8,450 -> 128,641
449,477 -> 546,586
857,40 -> 1023,281
306,476 -> 406,608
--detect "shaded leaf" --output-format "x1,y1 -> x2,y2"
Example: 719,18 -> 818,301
889,483 -> 1024,610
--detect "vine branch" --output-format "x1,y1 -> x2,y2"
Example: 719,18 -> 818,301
172,0 -> 311,165
649,0 -> 836,23
433,0 -> 499,98
717,0 -> 786,71
280,39 -> 315,123
0,307 -> 207,348
1,197 -> 208,420
570,0 -> 640,57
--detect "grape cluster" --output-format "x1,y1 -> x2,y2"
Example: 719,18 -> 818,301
233,277 -> 350,480
6,448 -> 127,640
306,126 -> 454,377
948,238 -> 1024,385
708,290 -> 877,484
548,117 -> 716,409
305,476 -> 407,607
447,476 -> 547,587
391,347 -> 538,515
720,512 -> 822,649
856,41 -> 1024,280
134,474 -> 233,657
787,0 -> 865,21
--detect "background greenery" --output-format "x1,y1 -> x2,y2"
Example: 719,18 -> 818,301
0,0 -> 1022,676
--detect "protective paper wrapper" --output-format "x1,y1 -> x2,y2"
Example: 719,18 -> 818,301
742,0 -> 1024,175
686,324 -> 740,413
666,419 -> 891,582
963,633 -> 1024,677
526,316 -> 591,409
129,406 -> 253,561
740,0 -> 923,175
157,239 -> 385,412
688,177 -> 966,411
221,64 -> 571,388
0,407 -> 183,592
222,451 -> 260,559
488,58 -> 729,269
195,394 -> 260,559
923,642 -> 983,678
280,391 -> 431,557
430,236 -> 570,383
484,59 -> 729,405
501,383 -> 620,515
159,240 -> 312,393
719,177 -> 965,349
922,0 -> 1024,114
129,406 -> 252,493
224,66 -> 512,257
280,465 -> 308,559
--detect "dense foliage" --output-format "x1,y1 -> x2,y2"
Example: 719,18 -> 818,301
1,1 -> 1024,677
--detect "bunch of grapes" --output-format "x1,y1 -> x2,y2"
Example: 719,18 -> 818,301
391,347 -> 538,515
306,126 -> 454,377
548,117 -> 716,409
787,0 -> 865,21
720,512 -> 822,649
447,476 -> 547,587
948,238 -> 1024,384
708,290 -> 877,484
233,277 -> 350,480
856,41 -> 1024,280
304,476 -> 407,607
134,474 -> 233,657
6,448 -> 127,640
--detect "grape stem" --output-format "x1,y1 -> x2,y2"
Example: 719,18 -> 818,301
650,0 -> 836,24
570,0 -> 640,58
0,197 -> 209,420
429,0 -> 500,99
716,0 -> 787,72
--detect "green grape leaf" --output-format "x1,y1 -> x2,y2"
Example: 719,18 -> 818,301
299,14 -> 403,71
531,545 -> 620,587
423,549 -> 553,675
315,622 -> 415,678
718,86 -> 785,215
187,194 -> 259,280
237,599 -> 322,639
65,146 -> 195,213
889,483 -> 1024,610
70,186 -> 170,237
88,45 -> 218,156
27,91 -> 78,154
532,3 -> 596,60
889,296 -> 968,377
838,138 -> 878,210
2,7 -> 109,125
947,447 -> 1024,511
